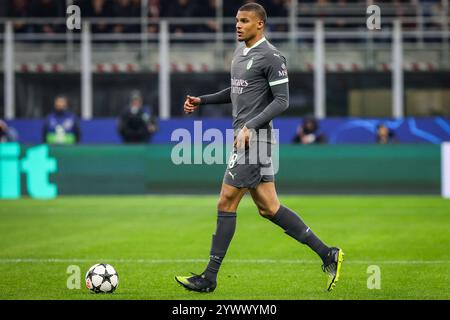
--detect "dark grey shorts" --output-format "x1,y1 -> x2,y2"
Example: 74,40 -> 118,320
223,144 -> 274,189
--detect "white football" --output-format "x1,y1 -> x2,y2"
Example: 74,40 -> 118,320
85,263 -> 119,293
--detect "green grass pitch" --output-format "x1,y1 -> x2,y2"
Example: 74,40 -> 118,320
0,195 -> 449,300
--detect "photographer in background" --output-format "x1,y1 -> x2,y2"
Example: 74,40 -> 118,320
42,95 -> 81,145
292,117 -> 326,144
0,119 -> 18,143
376,123 -> 397,144
118,90 -> 158,144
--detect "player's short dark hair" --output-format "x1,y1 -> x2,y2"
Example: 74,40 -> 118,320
238,3 -> 267,25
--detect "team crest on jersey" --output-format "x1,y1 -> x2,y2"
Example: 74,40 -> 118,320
246,58 -> 253,70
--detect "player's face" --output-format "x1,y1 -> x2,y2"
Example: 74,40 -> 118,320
55,98 -> 67,111
131,98 -> 143,107
235,10 -> 264,43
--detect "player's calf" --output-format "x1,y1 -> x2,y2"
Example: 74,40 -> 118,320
268,205 -> 331,261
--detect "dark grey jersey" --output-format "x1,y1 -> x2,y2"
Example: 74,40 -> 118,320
199,37 -> 289,143
230,38 -> 289,140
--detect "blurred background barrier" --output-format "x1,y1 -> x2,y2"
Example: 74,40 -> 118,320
0,1 -> 448,197
1,1 -> 450,120
10,144 -> 439,196
3,72 -> 450,119
443,142 -> 450,197
5,117 -> 450,144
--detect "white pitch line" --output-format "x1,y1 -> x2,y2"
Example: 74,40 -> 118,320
0,258 -> 449,265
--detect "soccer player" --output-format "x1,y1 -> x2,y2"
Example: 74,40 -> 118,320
175,3 -> 344,293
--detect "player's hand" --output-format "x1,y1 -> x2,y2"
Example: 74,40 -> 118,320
0,120 -> 7,131
184,95 -> 201,114
234,126 -> 251,150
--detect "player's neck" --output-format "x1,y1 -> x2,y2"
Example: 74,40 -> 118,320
245,34 -> 265,48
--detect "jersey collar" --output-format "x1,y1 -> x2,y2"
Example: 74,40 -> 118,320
243,37 -> 266,56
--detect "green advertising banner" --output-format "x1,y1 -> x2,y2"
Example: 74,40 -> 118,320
0,143 -> 57,199
0,144 -> 441,198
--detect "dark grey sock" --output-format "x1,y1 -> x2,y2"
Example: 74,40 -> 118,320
270,205 -> 330,262
203,211 -> 236,282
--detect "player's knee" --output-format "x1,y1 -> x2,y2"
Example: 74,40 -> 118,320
217,192 -> 237,212
257,205 -> 278,219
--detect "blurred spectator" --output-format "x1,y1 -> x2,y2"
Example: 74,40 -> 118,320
112,0 -> 140,33
0,2 -> 6,17
147,0 -> 161,34
264,0 -> 288,17
419,0 -> 441,29
29,0 -> 63,34
118,90 -> 158,144
198,0 -> 217,17
292,118 -> 326,144
197,0 -> 219,33
84,0 -> 114,33
8,0 -> 31,34
376,124 -> 397,144
166,0 -> 198,34
0,119 -> 18,143
223,0 -> 240,17
43,95 -> 81,145
264,0 -> 288,32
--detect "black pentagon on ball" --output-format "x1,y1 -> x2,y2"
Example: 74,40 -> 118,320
85,264 -> 118,294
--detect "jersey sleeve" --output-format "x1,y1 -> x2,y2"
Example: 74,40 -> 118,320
199,87 -> 231,105
263,52 -> 289,87
244,82 -> 289,130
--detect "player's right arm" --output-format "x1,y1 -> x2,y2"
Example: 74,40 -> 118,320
184,87 -> 231,114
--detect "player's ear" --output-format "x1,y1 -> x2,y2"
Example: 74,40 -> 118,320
257,20 -> 264,30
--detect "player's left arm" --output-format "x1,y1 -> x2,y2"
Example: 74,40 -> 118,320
244,53 -> 289,130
